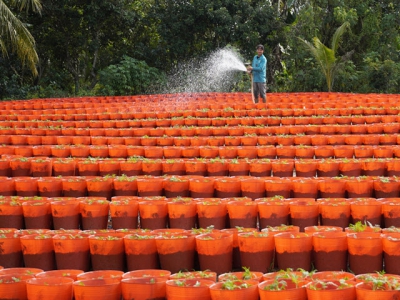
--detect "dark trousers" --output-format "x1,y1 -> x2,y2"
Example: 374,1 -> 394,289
253,82 -> 266,103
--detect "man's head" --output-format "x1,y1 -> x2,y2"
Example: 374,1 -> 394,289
256,44 -> 264,56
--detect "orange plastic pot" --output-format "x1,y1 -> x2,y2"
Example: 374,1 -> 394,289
305,280 -> 356,300
339,159 -> 362,177
240,177 -> 266,200
318,199 -> 350,228
36,177 -> 62,198
249,159 -> 272,177
0,232 -> 23,268
314,145 -> 334,159
98,160 -> 121,176
184,159 -> 207,176
167,199 -> 197,229
316,159 -> 341,177
86,177 -> 114,200
312,231 -> 348,271
77,159 -> 99,176
189,177 -> 215,198
142,158 -> 163,174
265,178 -> 292,198
271,159 -> 294,177
80,198 -> 110,230
19,233 -> 56,271
165,278 -> 214,300
73,278 -> 121,300
374,177 -> 399,198
238,231 -> 274,273
10,158 -> 31,177
256,146 -> 276,159
228,159 -> 250,176
121,277 -> 168,300
112,175 -> 138,196
136,176 -> 164,197
50,199 -> 81,229
123,233 -> 159,270
206,160 -> 229,177
195,232 -> 233,275
21,200 -> 52,229
350,199 -> 382,226
163,176 -> 190,198
52,158 -> 76,176
30,158 -> 52,177
382,200 -> 400,228
119,159 -> 142,176
109,199 -> 139,229
258,278 -> 307,300
61,176 -> 87,197
381,232 -> 400,275
292,178 -> 319,199
162,160 -> 186,176
226,201 -> 258,228
0,199 -> 24,229
347,232 -> 383,275
14,177 -> 38,197
274,232 -> 313,271
155,235 -> 196,273
318,177 -> 346,198
289,199 -> 319,232
294,159 -> 317,177
355,282 -> 400,300
209,280 -> 259,300
0,177 -> 15,196
88,234 -> 125,271
196,199 -> 227,230
256,199 -> 290,228
0,274 -> 34,300
138,199 -> 168,230
52,234 -> 90,271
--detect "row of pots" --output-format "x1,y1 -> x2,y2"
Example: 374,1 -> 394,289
1,119 -> 400,135
0,268 -> 397,300
1,174 -> 400,200
3,155 -> 400,176
2,107 -> 400,122
3,130 -> 400,148
4,143 -> 400,160
1,227 -> 400,276
1,195 -> 400,231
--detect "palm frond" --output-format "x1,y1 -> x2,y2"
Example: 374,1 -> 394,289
0,0 -> 39,76
298,21 -> 351,92
331,21 -> 350,53
10,0 -> 42,14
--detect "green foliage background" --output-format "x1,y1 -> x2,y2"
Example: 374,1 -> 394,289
1,0 -> 399,99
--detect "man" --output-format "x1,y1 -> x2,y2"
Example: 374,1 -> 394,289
247,44 -> 267,103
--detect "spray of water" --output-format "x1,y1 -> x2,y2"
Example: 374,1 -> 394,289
159,47 -> 248,94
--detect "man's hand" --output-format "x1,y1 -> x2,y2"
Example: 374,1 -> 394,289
247,66 -> 252,75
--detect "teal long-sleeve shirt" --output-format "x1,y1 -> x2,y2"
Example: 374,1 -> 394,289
251,54 -> 267,83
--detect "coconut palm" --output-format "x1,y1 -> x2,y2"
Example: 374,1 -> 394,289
298,21 -> 352,92
0,0 -> 42,76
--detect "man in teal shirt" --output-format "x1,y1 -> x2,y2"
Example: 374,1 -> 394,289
247,44 -> 267,103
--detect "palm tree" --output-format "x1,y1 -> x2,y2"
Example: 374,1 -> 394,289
0,0 -> 42,76
298,21 -> 352,92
